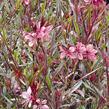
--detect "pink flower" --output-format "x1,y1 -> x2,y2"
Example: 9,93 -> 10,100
59,46 -> 75,59
84,44 -> 97,61
21,87 -> 34,108
22,32 -> 36,47
59,43 -> 97,61
69,46 -> 76,59
59,46 -> 69,59
23,21 -> 53,47
74,42 -> 86,60
23,0 -> 30,5
59,42 -> 86,60
36,22 -> 53,41
33,99 -> 49,109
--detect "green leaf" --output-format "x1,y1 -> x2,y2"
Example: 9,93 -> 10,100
16,0 -> 21,10
45,74 -> 52,90
41,3 -> 46,15
73,19 -> 80,35
101,44 -> 107,50
78,105 -> 85,109
13,50 -> 19,61
2,93 -> 13,105
2,28 -> 7,41
106,15 -> 109,23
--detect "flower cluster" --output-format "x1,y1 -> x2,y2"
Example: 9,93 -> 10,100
59,42 -> 97,61
22,21 -> 53,47
20,87 -> 49,109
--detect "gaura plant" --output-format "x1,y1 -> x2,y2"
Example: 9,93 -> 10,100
0,0 -> 109,109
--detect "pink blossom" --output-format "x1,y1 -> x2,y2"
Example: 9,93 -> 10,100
69,46 -> 76,59
23,21 -> 52,47
21,87 -> 33,108
59,43 -> 86,60
23,0 -> 30,5
59,46 -> 75,59
36,22 -> 53,41
20,86 -> 49,108
33,99 -> 49,109
59,46 -> 69,59
74,42 -> 86,60
22,32 -> 37,47
59,43 -> 97,61
84,44 -> 97,61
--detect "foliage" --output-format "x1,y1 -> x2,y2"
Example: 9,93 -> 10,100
0,0 -> 109,109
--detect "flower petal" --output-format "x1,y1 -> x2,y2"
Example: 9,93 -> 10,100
27,87 -> 32,95
21,92 -> 29,99
40,105 -> 49,109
